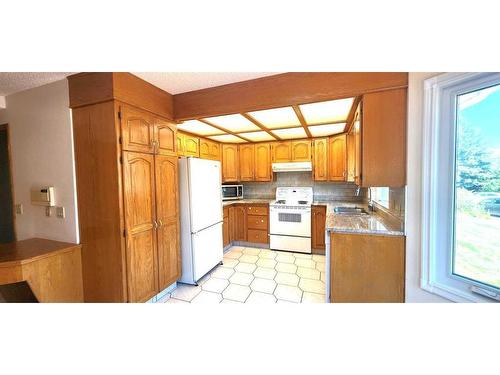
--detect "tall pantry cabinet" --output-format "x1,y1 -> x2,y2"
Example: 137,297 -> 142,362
68,73 -> 180,302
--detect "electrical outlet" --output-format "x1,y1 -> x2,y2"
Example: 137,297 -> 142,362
56,206 -> 65,218
15,204 -> 23,214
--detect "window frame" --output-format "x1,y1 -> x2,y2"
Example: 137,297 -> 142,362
421,72 -> 500,303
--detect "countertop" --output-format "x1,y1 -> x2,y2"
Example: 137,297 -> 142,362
222,198 -> 273,207
313,201 -> 404,236
0,238 -> 82,266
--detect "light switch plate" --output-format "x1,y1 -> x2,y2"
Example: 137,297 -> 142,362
15,204 -> 23,215
56,206 -> 65,218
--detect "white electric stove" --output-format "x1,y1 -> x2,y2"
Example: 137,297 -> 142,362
269,187 -> 313,253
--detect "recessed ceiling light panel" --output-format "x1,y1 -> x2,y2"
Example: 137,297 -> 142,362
177,120 -> 225,136
308,123 -> 346,137
208,134 -> 247,143
271,127 -> 307,140
299,97 -> 354,124
247,107 -> 301,129
204,114 -> 260,132
237,131 -> 276,142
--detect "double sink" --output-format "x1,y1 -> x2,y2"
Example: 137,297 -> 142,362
333,206 -> 369,215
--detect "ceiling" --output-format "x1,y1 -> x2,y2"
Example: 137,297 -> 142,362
132,72 -> 281,94
0,72 -> 73,96
178,97 -> 356,142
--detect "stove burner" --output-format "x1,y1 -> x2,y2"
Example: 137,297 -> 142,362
298,200 -> 308,205
275,200 -> 286,204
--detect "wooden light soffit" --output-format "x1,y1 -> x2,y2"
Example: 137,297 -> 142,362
197,118 -> 252,142
344,96 -> 362,132
240,113 -> 281,141
292,105 -> 312,138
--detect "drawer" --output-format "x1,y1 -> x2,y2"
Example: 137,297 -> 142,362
246,205 -> 268,216
247,229 -> 269,244
247,215 -> 268,230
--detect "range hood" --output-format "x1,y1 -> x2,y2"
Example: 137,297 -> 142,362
272,162 -> 312,172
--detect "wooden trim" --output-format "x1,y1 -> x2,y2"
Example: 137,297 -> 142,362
197,118 -> 252,142
344,96 -> 362,133
292,105 -> 312,138
240,113 -> 280,140
173,72 -> 409,120
0,123 -> 16,241
68,73 -> 174,120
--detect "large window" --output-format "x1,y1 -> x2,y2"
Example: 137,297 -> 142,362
422,73 -> 500,302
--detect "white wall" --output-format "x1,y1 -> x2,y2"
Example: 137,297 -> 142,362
405,72 -> 449,302
3,79 -> 79,243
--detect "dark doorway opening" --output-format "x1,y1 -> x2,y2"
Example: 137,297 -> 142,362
0,123 -> 15,244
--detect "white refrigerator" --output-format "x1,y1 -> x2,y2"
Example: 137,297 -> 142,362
178,157 -> 224,285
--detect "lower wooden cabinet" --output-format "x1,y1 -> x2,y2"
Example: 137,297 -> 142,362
233,205 -> 247,241
223,206 -> 230,247
311,205 -> 326,254
223,203 -> 269,246
330,232 -> 405,302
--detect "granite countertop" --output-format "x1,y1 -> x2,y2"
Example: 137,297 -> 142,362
222,198 -> 273,207
313,200 -> 404,236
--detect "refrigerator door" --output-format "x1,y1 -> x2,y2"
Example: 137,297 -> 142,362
192,222 -> 224,281
188,158 -> 223,233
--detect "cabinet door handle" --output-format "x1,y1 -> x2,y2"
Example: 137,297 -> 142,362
153,220 -> 158,230
158,219 -> 163,228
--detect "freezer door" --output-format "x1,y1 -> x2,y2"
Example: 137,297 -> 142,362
188,158 -> 223,233
192,222 -> 224,281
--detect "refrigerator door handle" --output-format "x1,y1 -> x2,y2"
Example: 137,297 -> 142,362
191,220 -> 223,235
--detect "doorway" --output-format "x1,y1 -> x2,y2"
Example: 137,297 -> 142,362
0,123 -> 15,243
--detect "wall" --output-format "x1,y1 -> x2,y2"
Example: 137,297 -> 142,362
242,172 -> 365,201
1,80 -> 79,243
405,72 -> 449,302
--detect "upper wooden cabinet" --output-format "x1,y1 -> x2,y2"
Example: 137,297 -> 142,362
222,144 -> 239,182
272,142 -> 292,162
362,88 -> 407,187
183,134 -> 200,157
120,105 -> 155,154
254,143 -> 272,182
199,138 -> 221,160
313,138 -> 328,181
239,144 -> 255,181
328,134 -> 347,181
120,104 -> 176,156
291,140 -> 311,161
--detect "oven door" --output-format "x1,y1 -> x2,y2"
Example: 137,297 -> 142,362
269,207 -> 311,237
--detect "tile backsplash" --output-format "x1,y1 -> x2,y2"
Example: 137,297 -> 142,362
241,172 -> 365,201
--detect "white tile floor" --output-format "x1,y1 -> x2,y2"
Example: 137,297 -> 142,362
163,246 -> 326,304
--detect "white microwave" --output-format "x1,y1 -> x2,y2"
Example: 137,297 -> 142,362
222,185 -> 243,201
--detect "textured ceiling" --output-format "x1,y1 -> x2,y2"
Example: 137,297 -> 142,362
0,72 -> 73,96
133,72 -> 282,94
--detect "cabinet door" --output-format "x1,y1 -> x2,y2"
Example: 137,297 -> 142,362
210,141 -> 221,160
176,133 -> 185,156
120,105 -> 154,154
272,141 -> 291,162
254,143 -> 272,181
223,207 -> 229,247
154,117 -> 177,156
346,130 -> 356,182
233,205 -> 247,241
228,206 -> 235,242
222,144 -> 239,182
313,138 -> 328,181
183,134 -> 200,157
354,103 -> 362,185
155,155 -> 180,290
239,144 -> 255,181
199,138 -> 211,159
122,151 -> 158,302
311,205 -> 326,253
328,134 -> 347,181
291,140 -> 311,161
362,89 -> 406,187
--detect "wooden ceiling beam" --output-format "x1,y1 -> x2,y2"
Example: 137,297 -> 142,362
173,72 -> 408,120
292,105 -> 312,138
240,113 -> 281,141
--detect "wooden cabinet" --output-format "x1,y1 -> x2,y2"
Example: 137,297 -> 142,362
362,88 -> 406,187
254,143 -> 272,181
155,155 -> 181,290
122,151 -> 158,303
328,134 -> 347,181
330,232 -> 405,302
71,96 -> 181,302
200,138 -> 221,160
233,205 -> 247,241
311,205 -> 326,254
222,144 -> 239,182
353,103 -> 362,185
177,132 -> 200,157
313,138 -> 328,181
246,205 -> 268,244
346,130 -> 356,182
239,144 -> 255,181
223,207 -> 230,247
272,141 -> 292,162
228,205 -> 235,243
291,140 -> 311,161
